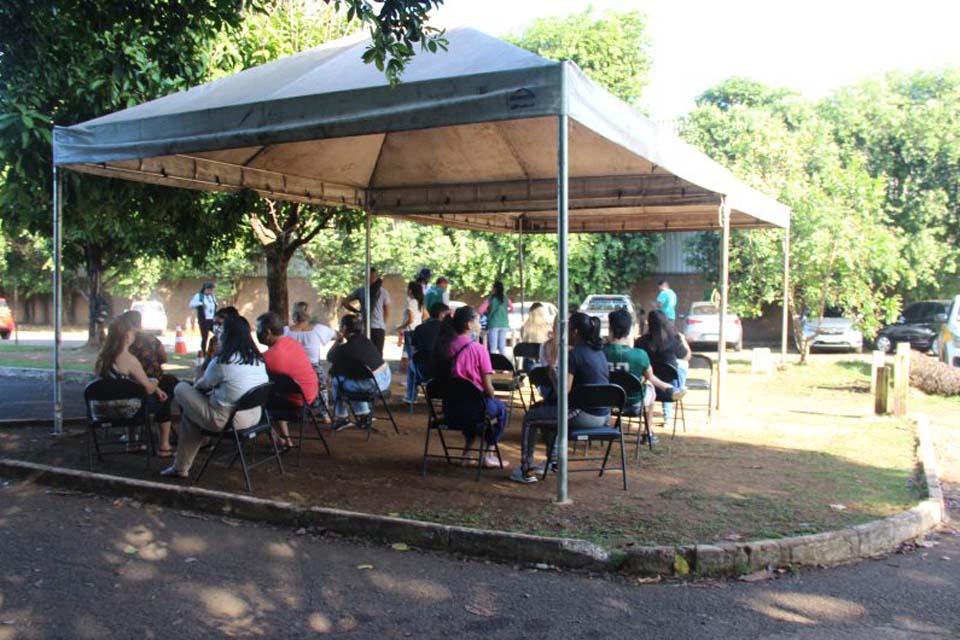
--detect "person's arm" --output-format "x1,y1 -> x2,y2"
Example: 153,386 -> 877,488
477,299 -> 490,315
123,354 -> 165,400
507,298 -> 514,312
381,289 -> 391,324
677,335 -> 692,361
340,296 -> 360,314
482,372 -> 496,398
643,365 -> 673,392
195,357 -> 222,391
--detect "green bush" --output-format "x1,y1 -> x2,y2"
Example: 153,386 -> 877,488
910,351 -> 960,396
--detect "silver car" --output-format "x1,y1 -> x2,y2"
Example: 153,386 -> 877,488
579,295 -> 637,337
681,301 -> 743,351
803,315 -> 863,353
130,300 -> 168,335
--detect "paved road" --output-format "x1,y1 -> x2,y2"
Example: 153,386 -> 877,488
0,479 -> 957,640
0,379 -> 87,421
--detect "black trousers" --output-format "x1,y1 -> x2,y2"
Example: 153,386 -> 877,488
370,328 -> 386,356
147,374 -> 179,423
198,318 -> 215,354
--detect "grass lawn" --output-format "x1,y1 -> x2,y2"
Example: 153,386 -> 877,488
0,343 -> 197,375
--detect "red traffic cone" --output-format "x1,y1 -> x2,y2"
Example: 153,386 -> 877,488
174,325 -> 188,354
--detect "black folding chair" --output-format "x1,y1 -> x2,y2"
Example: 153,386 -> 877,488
267,373 -> 331,467
422,378 -> 504,480
490,352 -> 524,422
408,350 -> 433,413
332,365 -> 399,439
608,369 -> 653,459
84,378 -> 155,471
512,342 -> 542,406
652,362 -> 686,437
686,354 -> 714,422
193,382 -> 283,493
542,384 -> 628,490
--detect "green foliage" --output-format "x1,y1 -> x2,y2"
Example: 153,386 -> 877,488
506,7 -> 652,105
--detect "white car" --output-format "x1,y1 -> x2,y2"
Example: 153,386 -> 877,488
803,315 -> 863,353
580,295 -> 637,337
130,300 -> 168,335
936,295 -> 960,368
681,302 -> 743,351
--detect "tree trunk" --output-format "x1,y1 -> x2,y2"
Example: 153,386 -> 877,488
265,246 -> 291,323
85,246 -> 104,347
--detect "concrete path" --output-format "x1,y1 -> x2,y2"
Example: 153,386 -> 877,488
0,478 -> 957,639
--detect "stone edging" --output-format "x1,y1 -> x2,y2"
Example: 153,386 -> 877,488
0,366 -> 93,384
0,415 -> 943,577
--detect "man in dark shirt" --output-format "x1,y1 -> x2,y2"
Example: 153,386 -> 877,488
408,302 -> 450,389
328,314 -> 392,430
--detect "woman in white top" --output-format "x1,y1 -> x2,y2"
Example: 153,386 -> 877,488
188,281 -> 217,354
163,315 -> 268,478
284,301 -> 336,364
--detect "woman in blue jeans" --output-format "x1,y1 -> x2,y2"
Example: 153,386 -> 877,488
327,314 -> 391,430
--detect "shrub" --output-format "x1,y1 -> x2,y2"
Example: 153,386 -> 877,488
909,351 -> 960,396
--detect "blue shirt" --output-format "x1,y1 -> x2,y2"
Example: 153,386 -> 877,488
656,288 -> 677,321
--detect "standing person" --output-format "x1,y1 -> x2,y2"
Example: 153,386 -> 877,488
398,281 -> 424,404
188,282 -> 218,354
122,310 -> 179,457
432,305 -> 509,468
256,311 -> 319,451
162,315 -> 268,478
635,310 -> 691,423
478,281 -> 514,355
511,312 -> 610,484
423,276 -> 450,313
415,268 -> 432,298
341,268 -> 391,356
94,315 -> 172,454
653,280 -> 678,323
327,314 -> 392,431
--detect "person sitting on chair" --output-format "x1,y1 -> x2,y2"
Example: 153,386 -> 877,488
256,311 -> 319,452
196,306 -> 239,379
510,312 -> 610,484
122,310 -> 179,458
635,310 -> 691,422
327,314 -> 391,431
432,305 -> 509,469
407,301 -> 450,392
162,315 -> 268,478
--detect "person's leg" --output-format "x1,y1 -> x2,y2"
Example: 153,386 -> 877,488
342,378 -> 373,416
497,328 -> 508,355
170,383 -> 221,475
371,329 -> 386,356
482,397 -> 509,468
199,319 -> 210,354
404,358 -> 420,403
519,404 -> 557,472
331,376 -> 349,419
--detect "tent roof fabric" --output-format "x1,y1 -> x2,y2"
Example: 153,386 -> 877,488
54,27 -> 789,233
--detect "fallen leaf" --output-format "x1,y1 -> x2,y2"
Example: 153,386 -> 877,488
465,604 -> 494,617
123,545 -> 138,555
941,556 -> 951,561
184,557 -> 198,564
356,564 -> 374,570
388,512 -> 400,517
673,555 -> 690,576
739,570 -> 774,583
829,504 -> 847,512
391,542 -> 410,552
636,575 -> 662,584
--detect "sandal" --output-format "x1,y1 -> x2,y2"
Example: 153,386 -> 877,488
156,447 -> 175,459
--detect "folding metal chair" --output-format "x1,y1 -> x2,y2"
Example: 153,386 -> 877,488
489,352 -> 524,422
421,378 -> 504,480
408,350 -> 432,413
526,365 -> 554,408
686,354 -> 714,422
332,365 -> 399,439
267,373 -> 331,467
608,369 -> 653,459
512,341 -> 542,407
84,378 -> 154,471
193,382 -> 283,493
542,384 -> 628,490
652,362 -> 686,437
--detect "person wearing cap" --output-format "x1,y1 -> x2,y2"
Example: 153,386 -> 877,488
189,281 -> 218,353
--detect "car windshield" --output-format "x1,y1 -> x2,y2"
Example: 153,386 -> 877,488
690,303 -> 718,315
584,297 -> 629,312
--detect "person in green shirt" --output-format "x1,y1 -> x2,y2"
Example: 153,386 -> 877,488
603,308 -> 683,410
424,276 -> 450,315
478,280 -> 514,355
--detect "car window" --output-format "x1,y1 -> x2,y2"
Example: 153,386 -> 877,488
902,303 -> 924,322
690,303 -> 718,315
584,297 -> 631,312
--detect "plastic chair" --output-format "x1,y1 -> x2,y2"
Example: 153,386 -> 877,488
267,373 -> 331,467
84,378 -> 154,471
193,382 -> 283,493
332,365 -> 399,439
686,354 -> 714,422
608,369 -> 653,459
422,378 -> 504,480
652,362 -> 686,437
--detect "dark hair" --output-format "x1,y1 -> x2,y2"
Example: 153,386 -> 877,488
291,301 -> 310,325
608,308 -> 634,340
200,281 -> 215,294
95,315 -> 132,378
433,305 -> 477,375
428,302 -> 449,319
122,309 -> 142,330
646,309 -> 678,353
369,277 -> 383,306
492,281 -> 505,304
340,314 -> 363,336
436,276 -> 448,286
217,315 -> 263,366
215,306 -> 239,321
529,302 -> 543,312
569,311 -> 602,350
416,267 -> 432,283
256,311 -> 284,337
658,280 -> 668,287
407,280 -> 424,310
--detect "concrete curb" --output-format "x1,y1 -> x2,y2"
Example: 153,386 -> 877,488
0,366 -> 93,384
0,415 -> 944,578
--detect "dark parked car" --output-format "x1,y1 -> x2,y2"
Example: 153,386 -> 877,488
872,300 -> 950,353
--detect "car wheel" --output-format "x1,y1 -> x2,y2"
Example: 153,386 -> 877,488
874,335 -> 892,354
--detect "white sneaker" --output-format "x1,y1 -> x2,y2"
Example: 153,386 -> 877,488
509,467 -> 540,484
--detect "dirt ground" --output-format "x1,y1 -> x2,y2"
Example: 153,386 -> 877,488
3,352 -> 941,547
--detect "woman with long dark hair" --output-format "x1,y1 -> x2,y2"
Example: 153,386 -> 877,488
162,315 -> 268,478
433,305 -> 509,468
510,312 -> 610,484
93,315 -> 172,453
399,281 -> 425,404
635,310 -> 691,422
478,280 -> 514,355
188,281 -> 217,353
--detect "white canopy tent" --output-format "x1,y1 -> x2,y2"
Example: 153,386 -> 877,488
53,28 -> 790,502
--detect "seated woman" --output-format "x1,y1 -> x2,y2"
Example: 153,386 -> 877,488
510,312 -> 610,484
635,310 -> 691,421
327,314 -> 391,431
521,302 -> 553,345
284,301 -> 336,415
122,310 -> 179,457
196,306 -> 239,379
93,315 -> 171,453
162,315 -> 268,478
432,305 -> 509,469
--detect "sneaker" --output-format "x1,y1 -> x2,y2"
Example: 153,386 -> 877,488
671,387 -> 686,400
639,434 -> 660,445
332,418 -> 353,432
509,467 -> 540,484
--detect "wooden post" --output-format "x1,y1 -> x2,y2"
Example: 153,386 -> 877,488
874,364 -> 892,415
869,350 -> 885,395
892,342 -> 910,417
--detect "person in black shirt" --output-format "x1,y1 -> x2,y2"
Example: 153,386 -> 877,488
409,302 -> 450,382
328,314 -> 392,430
635,310 -> 691,421
510,312 -> 610,484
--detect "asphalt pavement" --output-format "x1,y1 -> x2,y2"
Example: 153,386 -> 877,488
0,479 -> 957,639
0,379 -> 87,422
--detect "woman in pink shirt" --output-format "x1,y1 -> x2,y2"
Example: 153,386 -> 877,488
433,306 -> 509,469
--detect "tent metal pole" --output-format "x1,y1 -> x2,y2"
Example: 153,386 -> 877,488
52,166 -> 64,437
781,225 -> 790,365
716,198 -> 731,411
556,113 -> 570,504
518,220 -> 525,324
364,211 -> 371,340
